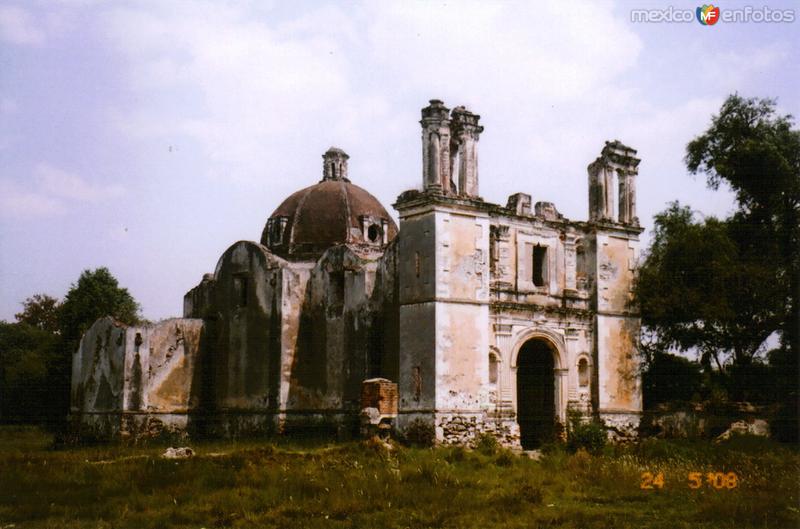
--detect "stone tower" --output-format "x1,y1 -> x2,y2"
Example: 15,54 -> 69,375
394,100 -> 490,440
586,140 -> 643,435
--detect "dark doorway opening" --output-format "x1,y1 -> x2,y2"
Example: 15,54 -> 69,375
517,339 -> 556,449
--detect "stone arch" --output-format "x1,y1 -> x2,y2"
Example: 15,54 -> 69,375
508,327 -> 569,437
510,327 -> 566,370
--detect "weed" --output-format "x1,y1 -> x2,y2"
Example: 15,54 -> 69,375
474,431 -> 501,455
0,427 -> 797,528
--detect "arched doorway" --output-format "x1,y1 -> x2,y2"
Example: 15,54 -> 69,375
516,339 -> 555,449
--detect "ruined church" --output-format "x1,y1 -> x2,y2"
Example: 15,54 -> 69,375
71,100 -> 643,448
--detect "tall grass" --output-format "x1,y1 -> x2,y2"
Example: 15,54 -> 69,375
0,427 -> 796,528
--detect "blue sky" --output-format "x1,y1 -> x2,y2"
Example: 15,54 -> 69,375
1,0 -> 798,322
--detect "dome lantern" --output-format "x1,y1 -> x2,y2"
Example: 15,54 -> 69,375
322,147 -> 350,182
262,148 -> 397,261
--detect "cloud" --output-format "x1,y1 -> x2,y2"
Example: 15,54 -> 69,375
0,164 -> 125,219
0,179 -> 65,218
366,1 -> 641,102
87,0 -> 655,239
34,163 -> 125,202
0,6 -> 46,46
102,3 -> 355,184
0,97 -> 17,114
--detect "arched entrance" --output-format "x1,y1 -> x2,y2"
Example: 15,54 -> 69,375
516,339 -> 556,449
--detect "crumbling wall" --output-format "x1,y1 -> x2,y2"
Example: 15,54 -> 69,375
183,273 -> 216,318
211,240 -> 286,417
286,244 -> 386,434
394,198 -> 492,442
371,238 -> 400,383
71,317 -> 127,416
127,319 -> 204,413
593,232 -> 642,437
489,208 -> 591,313
70,316 -> 204,440
396,209 -> 438,433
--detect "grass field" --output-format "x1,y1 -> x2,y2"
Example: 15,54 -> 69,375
0,427 -> 797,529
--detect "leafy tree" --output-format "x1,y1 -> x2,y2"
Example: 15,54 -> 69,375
642,352 -> 703,409
52,268 -> 140,427
637,95 -> 798,439
685,94 -> 800,356
15,294 -> 61,334
58,267 -> 141,344
1,269 -> 141,427
0,322 -> 59,423
636,202 -> 783,369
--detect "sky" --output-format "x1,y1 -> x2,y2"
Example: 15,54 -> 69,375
1,0 -> 798,322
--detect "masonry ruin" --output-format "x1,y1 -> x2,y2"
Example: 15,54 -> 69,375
71,99 -> 643,448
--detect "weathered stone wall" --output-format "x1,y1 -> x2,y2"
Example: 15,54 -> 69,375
395,195 -> 492,442
282,244 -> 395,435
437,412 -> 520,446
71,317 -> 127,415
396,206 -> 438,432
593,231 -> 642,437
488,210 -> 591,312
210,240 -> 286,414
70,316 -> 204,440
371,238 -> 400,383
183,273 -> 215,318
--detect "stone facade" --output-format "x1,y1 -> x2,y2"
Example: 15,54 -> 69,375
71,100 -> 643,448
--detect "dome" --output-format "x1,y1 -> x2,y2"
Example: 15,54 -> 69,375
261,148 -> 398,260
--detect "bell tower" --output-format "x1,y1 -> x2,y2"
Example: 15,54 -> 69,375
395,99 -> 491,441
587,140 -> 644,434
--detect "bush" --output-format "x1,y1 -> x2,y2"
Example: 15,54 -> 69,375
474,432 -> 500,455
493,449 -> 516,467
566,410 -> 607,454
402,418 -> 435,447
643,352 -> 703,408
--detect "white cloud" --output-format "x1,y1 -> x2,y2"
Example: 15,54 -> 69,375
707,44 -> 790,91
101,2 -> 360,185
34,163 -> 125,202
0,164 -> 125,219
99,1 -> 644,193
0,6 -> 46,46
0,97 -> 17,114
366,1 -> 641,102
0,179 -> 65,218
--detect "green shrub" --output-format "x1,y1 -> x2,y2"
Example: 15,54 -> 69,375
474,432 -> 500,455
493,449 -> 516,467
403,419 -> 436,447
567,410 -> 607,454
642,352 -> 703,408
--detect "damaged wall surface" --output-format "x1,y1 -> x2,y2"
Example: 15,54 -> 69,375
70,316 -> 203,440
71,102 -> 643,448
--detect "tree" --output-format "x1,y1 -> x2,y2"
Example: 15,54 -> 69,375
685,94 -> 800,356
636,95 -> 798,439
58,267 -> 141,344
636,202 -> 783,370
0,322 -> 59,423
15,294 -> 61,334
0,269 -> 141,427
642,351 -> 703,409
50,268 -> 141,427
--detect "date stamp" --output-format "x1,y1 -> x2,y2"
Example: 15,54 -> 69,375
640,471 -> 739,490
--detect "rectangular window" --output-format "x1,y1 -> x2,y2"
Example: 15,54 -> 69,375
233,276 -> 248,307
329,271 -> 345,312
532,245 -> 548,287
